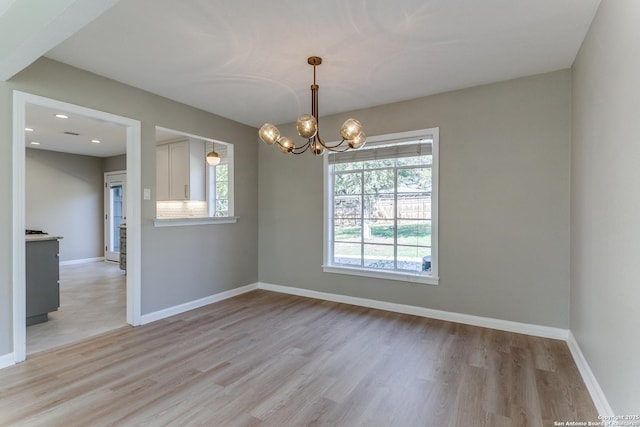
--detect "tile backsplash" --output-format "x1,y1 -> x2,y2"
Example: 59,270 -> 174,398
156,201 -> 208,218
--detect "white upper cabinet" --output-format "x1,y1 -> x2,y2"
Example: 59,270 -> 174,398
156,139 -> 206,201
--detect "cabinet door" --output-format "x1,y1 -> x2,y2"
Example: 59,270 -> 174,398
26,240 -> 60,319
169,141 -> 190,200
156,144 -> 170,201
188,139 -> 206,201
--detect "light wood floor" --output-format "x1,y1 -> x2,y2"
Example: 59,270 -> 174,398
26,261 -> 126,354
3,290 -> 597,426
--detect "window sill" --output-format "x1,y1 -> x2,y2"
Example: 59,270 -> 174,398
322,264 -> 439,285
153,216 -> 238,227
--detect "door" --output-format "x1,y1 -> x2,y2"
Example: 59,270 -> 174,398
104,171 -> 126,262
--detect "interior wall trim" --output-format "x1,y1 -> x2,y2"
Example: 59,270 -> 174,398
257,282 -> 569,340
59,257 -> 105,266
566,332 -> 614,416
0,352 -> 15,369
139,283 -> 258,325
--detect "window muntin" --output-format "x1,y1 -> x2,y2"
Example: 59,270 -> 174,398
325,128 -> 438,283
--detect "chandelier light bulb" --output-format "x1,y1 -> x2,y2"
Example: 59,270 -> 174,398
340,118 -> 362,141
311,141 -> 325,155
348,131 -> 367,149
259,123 -> 280,145
296,114 -> 318,139
278,136 -> 295,153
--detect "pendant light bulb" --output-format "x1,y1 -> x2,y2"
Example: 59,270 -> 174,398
206,150 -> 221,165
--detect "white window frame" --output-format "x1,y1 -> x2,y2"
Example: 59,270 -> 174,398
323,127 -> 439,285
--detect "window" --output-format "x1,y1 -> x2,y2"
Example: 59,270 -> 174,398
324,128 -> 439,285
207,141 -> 233,217
110,184 -> 124,251
155,127 -> 235,226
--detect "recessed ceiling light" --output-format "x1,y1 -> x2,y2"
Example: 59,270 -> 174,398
30,141 -> 40,145
55,114 -> 69,119
91,139 -> 101,144
25,127 -> 34,132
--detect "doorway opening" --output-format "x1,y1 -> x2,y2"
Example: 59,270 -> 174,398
105,171 -> 126,263
12,91 -> 141,363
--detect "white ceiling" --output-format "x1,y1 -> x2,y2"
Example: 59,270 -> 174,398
0,0 -> 17,17
44,0 -> 601,129
25,104 -> 126,157
4,0 -> 601,156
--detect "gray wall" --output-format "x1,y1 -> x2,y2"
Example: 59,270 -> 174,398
0,57 -> 259,356
571,0 -> 640,413
26,148 -> 103,262
103,154 -> 126,172
259,70 -> 572,328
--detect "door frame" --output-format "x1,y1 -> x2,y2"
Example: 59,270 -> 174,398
12,91 -> 142,363
104,171 -> 127,262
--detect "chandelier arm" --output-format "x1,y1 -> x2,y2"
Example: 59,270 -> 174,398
290,139 -> 312,155
322,143 -> 352,153
322,139 -> 349,149
316,130 -> 350,151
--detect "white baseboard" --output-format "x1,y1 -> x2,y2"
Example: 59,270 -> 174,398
566,332 -> 614,416
257,282 -> 569,340
140,283 -> 258,325
0,352 -> 15,369
60,257 -> 104,266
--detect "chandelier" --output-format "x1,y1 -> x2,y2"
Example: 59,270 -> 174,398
258,56 -> 366,155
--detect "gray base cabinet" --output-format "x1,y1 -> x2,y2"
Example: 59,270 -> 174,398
119,225 -> 126,271
26,239 -> 60,326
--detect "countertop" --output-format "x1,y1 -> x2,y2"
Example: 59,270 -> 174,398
26,235 -> 64,242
